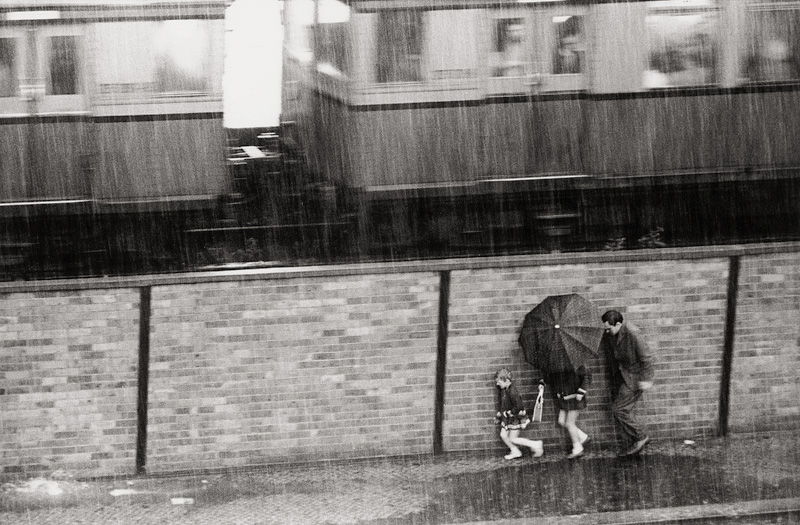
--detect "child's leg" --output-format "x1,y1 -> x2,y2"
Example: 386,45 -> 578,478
564,411 -> 589,457
500,428 -> 522,458
509,430 -> 544,457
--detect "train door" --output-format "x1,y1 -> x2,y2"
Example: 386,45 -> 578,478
482,6 -> 587,178
0,22 -> 91,204
485,9 -> 538,97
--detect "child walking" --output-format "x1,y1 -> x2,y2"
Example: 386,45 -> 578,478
543,365 -> 591,459
495,368 -> 544,460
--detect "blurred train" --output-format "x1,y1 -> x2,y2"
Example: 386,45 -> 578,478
281,0 -> 800,257
3,0 -> 800,280
0,0 -> 227,277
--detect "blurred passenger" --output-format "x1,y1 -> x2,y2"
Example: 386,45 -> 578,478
746,38 -> 797,82
494,368 -> 544,460
493,19 -> 526,77
552,16 -> 583,75
0,40 -> 15,98
601,310 -> 655,457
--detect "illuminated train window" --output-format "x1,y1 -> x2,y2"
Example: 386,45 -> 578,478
552,15 -> 584,75
644,0 -> 719,88
95,20 -> 211,100
375,10 -> 423,83
0,38 -> 16,98
744,4 -> 800,82
153,21 -> 210,93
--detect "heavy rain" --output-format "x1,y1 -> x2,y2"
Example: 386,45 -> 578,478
1,0 -> 799,524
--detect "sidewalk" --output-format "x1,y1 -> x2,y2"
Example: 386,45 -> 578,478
1,431 -> 798,525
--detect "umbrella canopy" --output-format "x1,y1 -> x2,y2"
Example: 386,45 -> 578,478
518,294 -> 603,374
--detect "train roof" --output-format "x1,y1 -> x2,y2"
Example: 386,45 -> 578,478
0,0 -> 231,20
0,0 -> 231,9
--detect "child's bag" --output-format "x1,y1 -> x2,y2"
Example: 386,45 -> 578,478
531,382 -> 544,422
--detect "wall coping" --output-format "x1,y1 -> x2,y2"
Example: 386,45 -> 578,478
2,241 -> 798,294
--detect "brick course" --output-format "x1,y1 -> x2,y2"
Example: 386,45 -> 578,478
1,245 -> 798,478
729,253 -> 800,432
0,289 -> 140,477
146,273 -> 440,473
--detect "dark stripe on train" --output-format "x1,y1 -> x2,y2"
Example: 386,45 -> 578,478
327,82 -> 800,112
0,113 -> 223,125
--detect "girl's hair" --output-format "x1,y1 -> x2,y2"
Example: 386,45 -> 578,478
495,368 -> 512,381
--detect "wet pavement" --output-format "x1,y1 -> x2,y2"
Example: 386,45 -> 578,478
1,431 -> 798,525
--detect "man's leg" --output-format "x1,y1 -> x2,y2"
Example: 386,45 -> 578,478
611,383 -> 646,449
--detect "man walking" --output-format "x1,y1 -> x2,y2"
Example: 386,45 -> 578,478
601,310 -> 655,456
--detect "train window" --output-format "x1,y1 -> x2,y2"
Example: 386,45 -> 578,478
375,10 -> 423,83
743,4 -> 800,82
426,10 -> 480,81
644,0 -> 719,88
153,21 -> 210,93
491,18 -> 530,78
0,38 -> 16,98
315,0 -> 350,77
285,0 -> 314,64
95,20 -> 211,99
47,36 -> 79,95
552,15 -> 584,75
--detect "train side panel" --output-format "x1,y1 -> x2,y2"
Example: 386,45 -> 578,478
352,104 -> 482,188
742,90 -> 800,167
483,98 -> 586,177
94,117 -> 226,203
310,92 -> 352,186
27,119 -> 91,200
0,124 -> 27,202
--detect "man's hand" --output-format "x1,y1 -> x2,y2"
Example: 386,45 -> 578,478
639,381 -> 653,391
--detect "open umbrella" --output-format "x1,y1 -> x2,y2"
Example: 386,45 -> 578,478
518,293 -> 603,374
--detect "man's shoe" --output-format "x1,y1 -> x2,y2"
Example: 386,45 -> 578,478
621,436 -> 651,456
504,449 -> 523,460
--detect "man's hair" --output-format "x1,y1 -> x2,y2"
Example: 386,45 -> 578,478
495,368 -> 512,381
602,310 -> 624,325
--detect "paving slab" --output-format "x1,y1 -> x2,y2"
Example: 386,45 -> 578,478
1,432 -> 798,525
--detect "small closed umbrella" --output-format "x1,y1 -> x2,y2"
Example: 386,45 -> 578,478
518,293 -> 603,374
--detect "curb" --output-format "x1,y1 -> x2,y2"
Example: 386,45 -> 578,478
462,497 -> 800,525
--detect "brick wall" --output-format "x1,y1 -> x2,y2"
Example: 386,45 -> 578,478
444,258 -> 730,453
1,245 -> 799,478
146,273 -> 440,473
0,289 -> 140,477
729,252 -> 800,432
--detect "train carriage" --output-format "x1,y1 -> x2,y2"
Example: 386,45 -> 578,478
282,0 -> 800,256
0,0 -> 228,275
